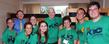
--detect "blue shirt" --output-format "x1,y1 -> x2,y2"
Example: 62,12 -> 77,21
14,18 -> 26,34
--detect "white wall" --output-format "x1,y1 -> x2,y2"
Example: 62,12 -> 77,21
0,0 -> 21,43
104,0 -> 109,8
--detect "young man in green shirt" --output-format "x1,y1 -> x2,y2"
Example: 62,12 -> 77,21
2,18 -> 16,44
85,1 -> 109,44
45,8 -> 62,44
58,16 -> 77,44
14,22 -> 38,44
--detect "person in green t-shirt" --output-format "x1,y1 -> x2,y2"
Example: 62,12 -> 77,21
14,22 -> 38,44
76,8 -> 88,44
45,8 -> 62,44
2,18 -> 16,44
37,21 -> 48,44
58,16 -> 78,44
85,1 -> 109,44
29,16 -> 38,34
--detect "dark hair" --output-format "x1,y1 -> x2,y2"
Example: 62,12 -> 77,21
87,1 -> 100,13
76,8 -> 88,22
24,22 -> 33,38
70,22 -> 76,29
16,10 -> 24,15
38,21 -> 48,44
29,15 -> 37,22
62,16 -> 71,25
24,22 -> 33,29
77,8 -> 86,14
6,18 -> 14,24
6,18 -> 14,29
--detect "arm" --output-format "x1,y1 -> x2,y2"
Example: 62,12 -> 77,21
74,30 -> 78,44
74,40 -> 79,44
58,28 -> 62,44
2,28 -> 8,44
58,38 -> 61,44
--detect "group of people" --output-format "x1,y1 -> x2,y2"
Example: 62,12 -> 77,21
2,1 -> 109,44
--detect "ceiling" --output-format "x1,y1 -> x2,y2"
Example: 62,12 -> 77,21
23,0 -> 90,3
23,0 -> 91,6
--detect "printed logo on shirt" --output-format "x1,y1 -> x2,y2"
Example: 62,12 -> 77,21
8,35 -> 15,44
88,27 -> 103,38
81,27 -> 84,32
49,22 -> 59,29
62,34 -> 73,43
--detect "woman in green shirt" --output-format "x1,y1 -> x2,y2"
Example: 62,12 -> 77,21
76,8 -> 88,44
14,22 -> 38,44
38,21 -> 48,44
2,18 -> 16,44
29,16 -> 38,34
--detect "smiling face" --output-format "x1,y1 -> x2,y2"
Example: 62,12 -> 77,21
64,20 -> 71,28
48,8 -> 55,19
76,9 -> 85,20
39,22 -> 48,33
7,19 -> 14,30
16,11 -> 24,20
25,24 -> 32,36
30,16 -> 37,26
89,5 -> 100,19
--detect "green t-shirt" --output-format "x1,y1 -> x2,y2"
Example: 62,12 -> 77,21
27,34 -> 38,44
14,32 -> 38,44
59,28 -> 78,44
38,36 -> 46,44
2,27 -> 16,44
32,25 -> 38,34
45,17 -> 62,43
76,21 -> 88,44
41,36 -> 45,43
85,16 -> 109,44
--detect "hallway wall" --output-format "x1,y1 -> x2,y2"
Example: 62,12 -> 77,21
0,0 -> 21,43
